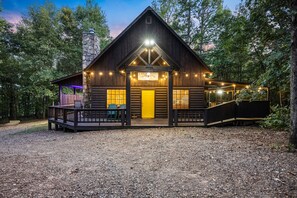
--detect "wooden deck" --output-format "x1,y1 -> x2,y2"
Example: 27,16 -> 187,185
48,100 -> 270,132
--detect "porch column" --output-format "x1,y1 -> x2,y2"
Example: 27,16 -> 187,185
168,70 -> 173,126
59,85 -> 62,105
126,71 -> 131,126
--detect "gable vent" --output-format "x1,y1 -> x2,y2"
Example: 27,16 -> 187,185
146,16 -> 152,24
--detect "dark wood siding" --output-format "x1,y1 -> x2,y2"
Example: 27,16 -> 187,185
155,88 -> 167,118
131,88 -> 141,118
91,86 -> 106,108
88,10 -> 208,88
189,87 -> 205,108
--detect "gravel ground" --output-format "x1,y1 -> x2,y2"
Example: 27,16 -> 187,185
0,123 -> 297,197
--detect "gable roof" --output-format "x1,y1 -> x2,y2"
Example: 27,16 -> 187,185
84,6 -> 212,72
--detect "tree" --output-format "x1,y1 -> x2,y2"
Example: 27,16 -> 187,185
291,0 -> 297,146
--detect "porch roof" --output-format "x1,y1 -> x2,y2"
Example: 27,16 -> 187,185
51,72 -> 82,87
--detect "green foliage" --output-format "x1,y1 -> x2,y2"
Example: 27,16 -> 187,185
261,106 -> 290,131
0,0 -> 110,119
236,87 -> 268,102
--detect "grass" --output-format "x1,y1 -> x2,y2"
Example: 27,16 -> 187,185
11,123 -> 48,136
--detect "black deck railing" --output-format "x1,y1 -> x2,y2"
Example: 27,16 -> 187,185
48,106 -> 127,131
48,100 -> 270,131
173,109 -> 205,126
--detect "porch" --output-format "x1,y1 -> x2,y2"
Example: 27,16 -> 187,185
48,100 -> 270,132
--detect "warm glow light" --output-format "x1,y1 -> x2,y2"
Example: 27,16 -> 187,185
163,61 -> 166,65
258,87 -> 262,90
109,72 -> 113,76
99,72 -> 103,76
83,71 -> 86,75
162,74 -> 165,77
185,74 -> 189,77
209,81 -> 212,84
175,72 -> 178,76
195,74 -> 198,78
221,83 -> 225,86
217,89 -> 223,95
232,84 -> 236,87
246,85 -> 250,89
144,39 -> 155,46
91,72 -> 94,75
133,74 -> 136,77
203,74 -> 206,77
210,73 -> 213,76
120,70 -> 125,74
133,61 -> 136,65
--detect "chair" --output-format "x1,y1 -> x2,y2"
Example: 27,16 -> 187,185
118,104 -> 126,119
74,100 -> 82,108
107,104 -> 117,119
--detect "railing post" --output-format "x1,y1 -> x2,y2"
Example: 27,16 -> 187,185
63,109 -> 67,123
174,109 -> 178,126
121,109 -> 125,126
74,109 -> 78,132
204,109 -> 208,126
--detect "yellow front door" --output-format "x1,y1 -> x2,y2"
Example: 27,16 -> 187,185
141,90 -> 155,119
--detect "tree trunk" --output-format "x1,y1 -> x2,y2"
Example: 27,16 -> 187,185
290,0 -> 297,146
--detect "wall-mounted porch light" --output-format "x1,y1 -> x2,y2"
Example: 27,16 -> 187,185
109,72 -> 113,76
99,72 -> 103,76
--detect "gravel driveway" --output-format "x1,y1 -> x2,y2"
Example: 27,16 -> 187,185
0,124 -> 296,197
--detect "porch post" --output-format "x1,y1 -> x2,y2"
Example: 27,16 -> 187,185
168,70 -> 173,126
59,85 -> 62,105
126,71 -> 131,126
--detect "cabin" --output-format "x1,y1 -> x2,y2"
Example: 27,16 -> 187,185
48,7 -> 270,131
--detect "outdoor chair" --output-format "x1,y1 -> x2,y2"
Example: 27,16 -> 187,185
118,104 -> 126,119
107,104 -> 117,120
74,100 -> 82,108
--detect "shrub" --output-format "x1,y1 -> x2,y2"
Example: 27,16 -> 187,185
261,105 -> 290,131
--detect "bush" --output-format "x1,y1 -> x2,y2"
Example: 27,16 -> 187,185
261,105 -> 290,131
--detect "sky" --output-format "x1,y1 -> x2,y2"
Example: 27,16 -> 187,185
1,0 -> 242,37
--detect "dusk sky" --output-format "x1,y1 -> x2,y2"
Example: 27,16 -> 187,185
1,0 -> 242,37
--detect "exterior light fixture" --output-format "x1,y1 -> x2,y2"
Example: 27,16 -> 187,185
232,84 -> 236,87
144,39 -> 155,46
194,74 -> 198,78
133,61 -> 136,65
109,72 -> 113,76
99,72 -> 103,76
221,83 -> 225,86
217,89 -> 223,95
175,72 -> 178,76
185,74 -> 189,77
209,73 -> 213,76
91,72 -> 94,75
120,70 -> 125,74
209,81 -> 212,84
246,85 -> 250,89
83,71 -> 86,75
203,74 -> 206,77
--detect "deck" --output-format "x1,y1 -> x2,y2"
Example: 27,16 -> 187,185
48,100 -> 270,132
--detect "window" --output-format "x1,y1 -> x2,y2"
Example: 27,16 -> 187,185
173,90 -> 189,109
107,89 -> 126,107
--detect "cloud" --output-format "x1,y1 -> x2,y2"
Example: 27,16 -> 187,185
1,10 -> 22,25
110,23 -> 128,38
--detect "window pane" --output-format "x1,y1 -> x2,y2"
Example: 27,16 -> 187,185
173,89 -> 189,109
107,89 -> 126,107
